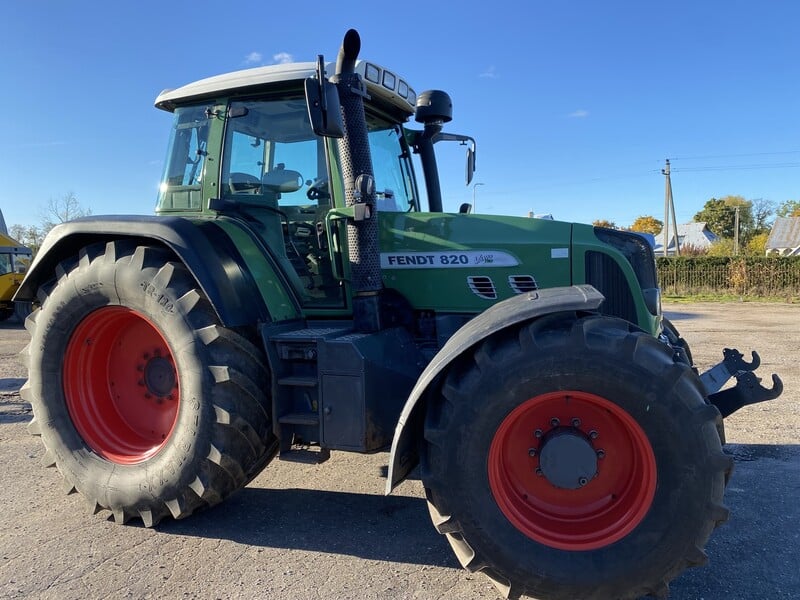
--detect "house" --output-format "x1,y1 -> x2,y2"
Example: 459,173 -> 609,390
766,217 -> 800,256
653,222 -> 718,255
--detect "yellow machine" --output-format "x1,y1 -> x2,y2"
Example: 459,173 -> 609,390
0,231 -> 32,321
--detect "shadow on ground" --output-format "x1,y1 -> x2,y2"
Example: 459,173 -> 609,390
663,310 -> 700,322
152,444 -> 799,600
0,377 -> 26,392
162,486 -> 457,568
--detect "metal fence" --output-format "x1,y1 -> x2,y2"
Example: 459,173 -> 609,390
657,257 -> 800,297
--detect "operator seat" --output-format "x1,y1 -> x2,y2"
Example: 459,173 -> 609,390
227,172 -> 262,195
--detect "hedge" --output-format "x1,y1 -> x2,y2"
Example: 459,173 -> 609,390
656,256 -> 800,297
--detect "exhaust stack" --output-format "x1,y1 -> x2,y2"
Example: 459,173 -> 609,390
331,29 -> 383,332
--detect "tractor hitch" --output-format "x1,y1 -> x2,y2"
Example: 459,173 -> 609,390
700,348 -> 783,418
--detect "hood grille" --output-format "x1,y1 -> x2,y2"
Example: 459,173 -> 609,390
467,276 -> 497,300
508,275 -> 539,294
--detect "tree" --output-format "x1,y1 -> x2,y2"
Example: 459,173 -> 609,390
41,191 -> 91,235
8,192 -> 91,256
629,215 -> 663,235
693,196 -> 754,242
776,199 -> 800,218
8,224 -> 44,251
751,198 -> 774,235
592,219 -> 617,229
746,232 -> 770,256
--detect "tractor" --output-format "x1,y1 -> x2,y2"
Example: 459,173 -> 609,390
14,30 -> 782,599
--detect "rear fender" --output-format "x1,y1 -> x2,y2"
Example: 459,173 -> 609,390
385,285 -> 605,494
14,215 -> 271,327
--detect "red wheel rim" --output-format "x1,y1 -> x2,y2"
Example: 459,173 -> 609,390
488,391 -> 657,551
64,306 -> 180,464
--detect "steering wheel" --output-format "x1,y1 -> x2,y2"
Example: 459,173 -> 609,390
306,177 -> 329,201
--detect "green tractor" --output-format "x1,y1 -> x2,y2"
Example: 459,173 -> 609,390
15,30 -> 782,599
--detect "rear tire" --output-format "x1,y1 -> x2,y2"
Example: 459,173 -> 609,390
422,312 -> 731,600
22,241 -> 277,526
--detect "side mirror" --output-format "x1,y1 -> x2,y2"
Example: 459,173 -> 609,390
466,146 -> 476,186
305,56 -> 344,138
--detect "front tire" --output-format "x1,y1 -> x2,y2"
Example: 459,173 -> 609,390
22,241 -> 277,526
422,312 -> 732,600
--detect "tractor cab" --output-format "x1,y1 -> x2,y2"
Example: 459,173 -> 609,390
155,61 -> 422,308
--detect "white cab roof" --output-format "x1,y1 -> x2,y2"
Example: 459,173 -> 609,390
155,60 -> 416,116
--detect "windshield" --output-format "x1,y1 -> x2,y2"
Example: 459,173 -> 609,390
0,253 -> 10,276
368,125 -> 417,212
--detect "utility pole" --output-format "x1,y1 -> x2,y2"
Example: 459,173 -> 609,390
733,206 -> 740,256
472,182 -> 484,213
662,159 -> 680,256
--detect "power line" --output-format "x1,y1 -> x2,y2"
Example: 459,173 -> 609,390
671,162 -> 800,173
669,150 -> 800,161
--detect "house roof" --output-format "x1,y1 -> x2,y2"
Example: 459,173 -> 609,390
766,217 -> 800,250
653,222 -> 718,251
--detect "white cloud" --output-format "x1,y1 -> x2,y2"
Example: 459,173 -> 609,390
479,66 -> 498,79
272,52 -> 293,64
568,109 -> 589,118
244,51 -> 262,65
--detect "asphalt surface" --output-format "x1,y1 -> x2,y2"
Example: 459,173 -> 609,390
0,302 -> 798,600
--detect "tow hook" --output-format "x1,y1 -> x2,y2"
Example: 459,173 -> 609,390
700,348 -> 783,418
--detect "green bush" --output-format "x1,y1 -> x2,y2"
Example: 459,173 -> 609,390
657,256 -> 800,299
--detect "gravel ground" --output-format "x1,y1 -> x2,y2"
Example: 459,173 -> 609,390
0,301 -> 797,600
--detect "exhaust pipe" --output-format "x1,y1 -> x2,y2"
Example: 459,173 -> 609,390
331,29 -> 383,332
335,29 -> 360,76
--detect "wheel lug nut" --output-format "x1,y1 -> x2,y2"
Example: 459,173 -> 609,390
535,467 -> 543,476
578,477 -> 588,487
137,379 -> 145,387
571,418 -> 581,428
596,449 -> 605,459
528,448 -> 537,457
534,429 -> 543,438
589,430 -> 599,440
550,418 -> 560,427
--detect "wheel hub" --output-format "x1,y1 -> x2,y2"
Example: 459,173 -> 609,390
143,355 -> 176,398
538,429 -> 598,489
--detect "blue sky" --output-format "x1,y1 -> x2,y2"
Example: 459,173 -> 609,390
1,1 -> 798,231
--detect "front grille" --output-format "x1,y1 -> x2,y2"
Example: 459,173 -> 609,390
585,251 -> 637,323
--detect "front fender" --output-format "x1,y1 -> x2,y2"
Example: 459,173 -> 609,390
385,284 -> 605,494
14,215 -> 271,327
